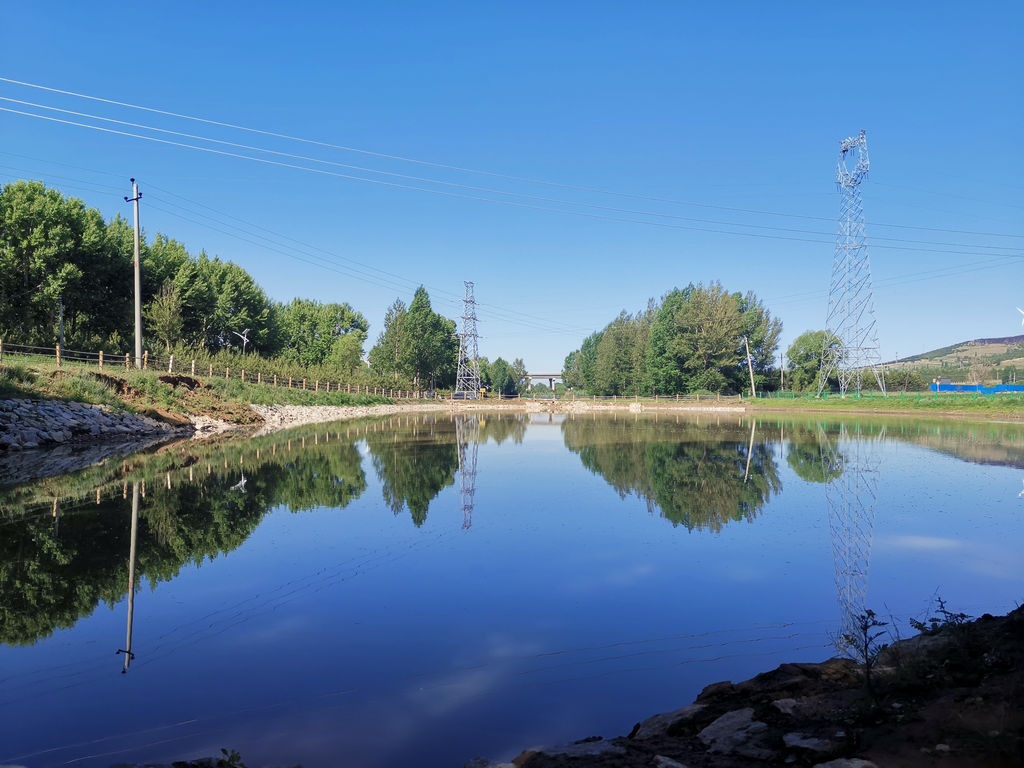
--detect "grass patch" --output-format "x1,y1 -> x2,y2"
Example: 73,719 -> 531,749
750,390 -> 1024,415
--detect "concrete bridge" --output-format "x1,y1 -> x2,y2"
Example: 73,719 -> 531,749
527,372 -> 563,390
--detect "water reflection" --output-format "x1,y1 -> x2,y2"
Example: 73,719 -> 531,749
2,413 -> 1024,768
561,415 -> 782,531
816,426 -> 883,655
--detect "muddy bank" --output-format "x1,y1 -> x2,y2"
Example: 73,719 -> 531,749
466,606 -> 1024,767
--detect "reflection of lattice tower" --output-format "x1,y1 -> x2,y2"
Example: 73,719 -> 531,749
820,424 -> 882,656
819,130 -> 885,397
455,281 -> 481,398
455,415 -> 480,529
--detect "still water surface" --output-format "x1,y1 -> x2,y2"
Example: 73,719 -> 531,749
2,412 -> 1023,767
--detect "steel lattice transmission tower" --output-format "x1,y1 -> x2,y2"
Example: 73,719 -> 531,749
455,415 -> 480,530
455,281 -> 481,398
819,130 -> 885,396
819,424 -> 882,656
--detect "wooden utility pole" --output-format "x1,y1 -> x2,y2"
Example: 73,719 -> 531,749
125,180 -> 143,368
57,293 -> 65,350
744,336 -> 757,397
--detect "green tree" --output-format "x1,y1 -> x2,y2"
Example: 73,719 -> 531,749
144,281 -> 184,351
277,297 -> 368,369
786,330 -> 839,392
368,299 -> 408,382
401,287 -> 458,388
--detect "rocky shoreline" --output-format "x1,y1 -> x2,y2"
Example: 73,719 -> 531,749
0,397 -> 184,452
465,605 -> 1024,767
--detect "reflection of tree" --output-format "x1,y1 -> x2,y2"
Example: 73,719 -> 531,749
0,428 -> 368,647
479,414 -> 528,445
365,419 -> 458,527
0,476 -> 268,647
564,418 -> 781,531
786,441 -> 843,484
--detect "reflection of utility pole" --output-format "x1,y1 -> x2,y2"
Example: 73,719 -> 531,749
117,482 -> 140,673
820,425 -> 882,656
743,419 -> 756,482
455,415 -> 480,529
744,337 -> 757,397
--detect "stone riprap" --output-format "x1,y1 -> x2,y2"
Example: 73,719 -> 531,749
0,398 -> 177,453
0,433 -> 178,488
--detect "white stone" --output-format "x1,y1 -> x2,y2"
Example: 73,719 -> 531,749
698,708 -> 774,760
654,757 -> 688,768
784,732 -> 834,752
634,703 -> 705,739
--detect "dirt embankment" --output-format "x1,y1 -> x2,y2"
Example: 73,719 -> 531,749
469,606 -> 1024,768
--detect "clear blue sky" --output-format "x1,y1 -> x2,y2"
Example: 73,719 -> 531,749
2,2 -> 1021,372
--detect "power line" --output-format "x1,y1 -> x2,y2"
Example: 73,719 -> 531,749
1,83 -> 1020,239
3,106 -> 1020,261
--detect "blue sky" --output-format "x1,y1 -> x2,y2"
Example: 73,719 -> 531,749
1,2 -> 1021,372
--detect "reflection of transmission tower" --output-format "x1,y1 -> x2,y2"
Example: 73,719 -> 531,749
820,425 -> 882,655
455,281 -> 481,398
455,415 -> 480,529
819,130 -> 885,396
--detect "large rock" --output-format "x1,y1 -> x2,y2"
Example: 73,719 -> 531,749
697,708 -> 775,760
515,737 -> 625,761
784,732 -> 834,752
634,703 -> 705,739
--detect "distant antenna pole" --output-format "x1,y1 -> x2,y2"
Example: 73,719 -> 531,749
125,180 -> 143,369
455,281 -> 481,398
819,131 -> 885,396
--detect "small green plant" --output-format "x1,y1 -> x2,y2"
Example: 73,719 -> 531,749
216,748 -> 247,768
909,596 -> 972,634
843,609 -> 889,703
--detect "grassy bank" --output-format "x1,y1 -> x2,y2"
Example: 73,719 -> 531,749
746,389 -> 1024,418
0,361 -> 392,424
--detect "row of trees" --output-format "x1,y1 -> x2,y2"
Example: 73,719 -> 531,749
1,180 -> 524,389
563,282 -> 783,396
0,181 -> 368,371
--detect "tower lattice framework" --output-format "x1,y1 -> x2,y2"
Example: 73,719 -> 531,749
819,424 -> 882,656
819,130 -> 885,396
455,414 -> 480,530
455,281 -> 481,398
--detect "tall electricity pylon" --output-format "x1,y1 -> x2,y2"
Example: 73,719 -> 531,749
455,281 -> 481,399
819,424 -> 882,656
455,415 -> 480,529
819,130 -> 885,396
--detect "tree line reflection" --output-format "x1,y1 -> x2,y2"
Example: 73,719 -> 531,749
5,411 -> 1024,647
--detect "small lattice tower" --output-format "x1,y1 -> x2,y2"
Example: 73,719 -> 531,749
819,424 -> 882,656
819,130 -> 885,396
455,415 -> 480,530
455,281 -> 481,398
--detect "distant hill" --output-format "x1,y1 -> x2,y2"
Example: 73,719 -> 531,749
900,334 -> 1024,368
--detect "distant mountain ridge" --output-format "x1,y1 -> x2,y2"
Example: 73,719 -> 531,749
903,334 -> 1024,365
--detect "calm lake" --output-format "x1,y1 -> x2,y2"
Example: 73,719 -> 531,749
2,412 -> 1023,767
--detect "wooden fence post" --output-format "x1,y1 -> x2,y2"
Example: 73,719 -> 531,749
347,383 -> 351,394
226,367 -> 229,379
98,350 -> 103,369
125,353 -> 130,370
0,339 -> 3,363
168,355 -> 174,374
56,344 -> 61,367
273,374 -> 277,386
258,372 -> 262,384
241,369 -> 245,382
143,351 -> 148,370
209,364 -> 213,377
288,377 -> 292,388
302,379 -> 306,390
315,380 -> 319,392
191,359 -> 196,376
